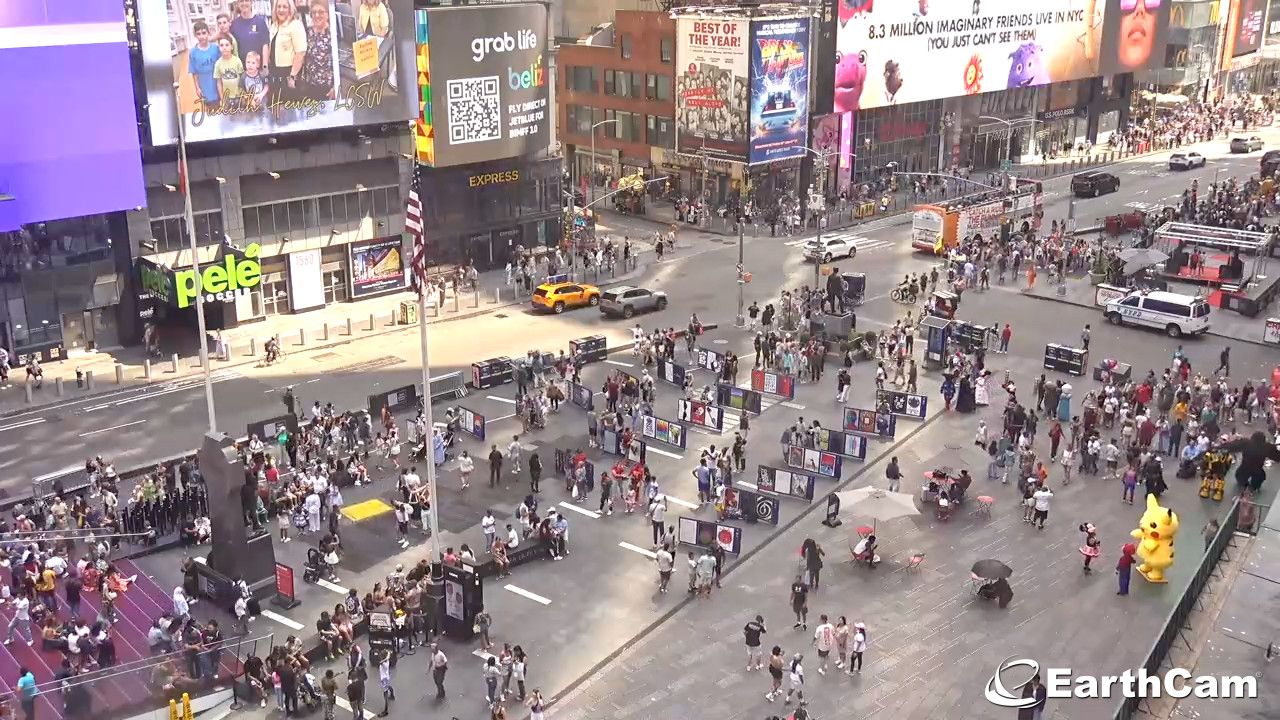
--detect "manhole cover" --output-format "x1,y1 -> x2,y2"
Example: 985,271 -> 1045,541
494,313 -> 509,319
312,352 -> 339,361
712,339 -> 729,345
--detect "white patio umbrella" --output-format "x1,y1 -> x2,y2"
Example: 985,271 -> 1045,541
834,486 -> 920,530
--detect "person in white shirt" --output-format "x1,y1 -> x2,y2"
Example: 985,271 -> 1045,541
457,452 -> 473,489
506,525 -> 519,550
507,435 -> 523,475
812,615 -> 835,674
784,653 -> 805,705
304,491 -> 322,534
172,587 -> 190,620
481,511 -> 497,548
848,623 -> 868,674
1032,487 -> 1053,529
3,596 -> 31,645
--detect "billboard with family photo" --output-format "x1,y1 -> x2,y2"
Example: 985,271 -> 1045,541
138,0 -> 417,145
676,16 -> 750,161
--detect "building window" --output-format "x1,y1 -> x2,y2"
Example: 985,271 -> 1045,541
149,210 -> 224,252
566,65 -> 596,92
604,69 -> 615,96
621,34 -> 632,59
568,104 -> 594,135
242,185 -> 397,240
647,115 -> 674,148
261,278 -> 290,315
660,37 -> 673,63
605,110 -> 642,142
646,73 -> 672,101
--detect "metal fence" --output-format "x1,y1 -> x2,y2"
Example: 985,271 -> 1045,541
1112,497 -> 1247,720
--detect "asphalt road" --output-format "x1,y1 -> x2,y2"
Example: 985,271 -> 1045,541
5,128 -> 1278,490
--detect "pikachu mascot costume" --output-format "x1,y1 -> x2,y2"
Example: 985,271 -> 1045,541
1130,493 -> 1179,584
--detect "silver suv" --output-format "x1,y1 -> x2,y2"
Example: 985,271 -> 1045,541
599,286 -> 668,318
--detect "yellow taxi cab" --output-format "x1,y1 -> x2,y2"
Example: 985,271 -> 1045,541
531,281 -> 601,314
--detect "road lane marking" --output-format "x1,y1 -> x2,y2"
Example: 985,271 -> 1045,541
0,418 -> 46,433
557,502 -> 600,519
316,578 -> 349,595
659,494 -> 698,510
618,541 -> 657,559
605,359 -> 635,367
84,405 -> 111,412
644,445 -> 684,460
78,420 -> 146,437
780,401 -> 806,410
486,395 -> 518,405
504,584 -> 552,605
487,413 -> 517,423
333,697 -> 377,720
260,609 -> 304,630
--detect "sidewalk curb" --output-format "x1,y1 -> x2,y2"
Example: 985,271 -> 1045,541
544,409 -> 945,713
0,264 -> 655,420
1020,288 -> 1277,350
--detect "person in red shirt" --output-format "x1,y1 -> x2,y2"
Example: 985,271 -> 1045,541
999,323 -> 1013,353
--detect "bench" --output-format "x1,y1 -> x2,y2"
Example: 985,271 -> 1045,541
473,540 -> 552,579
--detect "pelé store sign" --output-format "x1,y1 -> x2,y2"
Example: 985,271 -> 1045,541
139,244 -> 263,309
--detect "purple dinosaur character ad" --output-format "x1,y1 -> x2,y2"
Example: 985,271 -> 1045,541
1006,43 -> 1050,88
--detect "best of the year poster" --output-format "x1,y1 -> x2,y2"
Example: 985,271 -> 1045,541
749,17 -> 811,165
676,16 -> 750,161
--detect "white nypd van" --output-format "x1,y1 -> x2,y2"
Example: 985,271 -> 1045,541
1104,290 -> 1211,338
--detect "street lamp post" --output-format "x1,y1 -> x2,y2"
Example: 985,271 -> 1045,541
589,119 -> 620,207
174,89 -> 217,434
978,114 -> 1035,171
800,147 -> 838,290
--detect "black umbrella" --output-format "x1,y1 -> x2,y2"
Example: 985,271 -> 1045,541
971,559 -> 1013,581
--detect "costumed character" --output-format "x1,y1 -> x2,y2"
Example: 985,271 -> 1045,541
974,372 -> 990,406
1198,447 -> 1233,501
1130,493 -> 1179,584
1057,383 -> 1072,422
1078,522 -> 1101,573
1219,431 -> 1280,494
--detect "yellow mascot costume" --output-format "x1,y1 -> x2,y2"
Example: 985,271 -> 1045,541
1130,493 -> 1179,584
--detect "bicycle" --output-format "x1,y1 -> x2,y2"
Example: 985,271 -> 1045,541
889,287 -> 918,304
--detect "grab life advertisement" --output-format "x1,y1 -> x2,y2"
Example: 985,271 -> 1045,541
834,0 -> 1106,112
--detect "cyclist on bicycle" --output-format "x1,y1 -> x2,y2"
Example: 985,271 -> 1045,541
264,336 -> 280,364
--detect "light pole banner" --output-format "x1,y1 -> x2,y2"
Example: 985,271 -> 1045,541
676,16 -> 750,162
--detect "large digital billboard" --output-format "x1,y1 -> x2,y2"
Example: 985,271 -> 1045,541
834,0 -> 1106,111
749,17 -> 811,165
1097,0 -> 1175,76
137,0 -> 417,145
1223,0 -> 1265,59
0,0 -> 145,229
676,17 -> 750,162
413,4 -> 550,168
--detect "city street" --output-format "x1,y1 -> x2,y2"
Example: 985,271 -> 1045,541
102,134 -> 1279,720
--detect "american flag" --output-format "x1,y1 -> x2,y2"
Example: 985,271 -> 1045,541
405,185 -> 426,292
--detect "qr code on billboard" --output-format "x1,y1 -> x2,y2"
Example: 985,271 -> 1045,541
446,76 -> 501,144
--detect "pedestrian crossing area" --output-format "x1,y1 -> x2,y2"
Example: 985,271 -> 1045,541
783,230 -> 893,253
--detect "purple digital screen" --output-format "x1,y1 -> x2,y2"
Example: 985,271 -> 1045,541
0,0 -> 144,230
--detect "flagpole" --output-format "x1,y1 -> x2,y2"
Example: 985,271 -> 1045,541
406,167 -> 444,633
176,103 -> 217,434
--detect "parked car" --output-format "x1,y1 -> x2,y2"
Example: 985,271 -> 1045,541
1260,149 -> 1280,176
599,285 -> 668,318
1168,152 -> 1206,170
1070,171 -> 1120,198
1230,136 -> 1264,153
802,236 -> 859,263
531,282 -> 600,314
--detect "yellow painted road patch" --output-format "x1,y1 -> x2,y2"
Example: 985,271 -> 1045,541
342,498 -> 393,522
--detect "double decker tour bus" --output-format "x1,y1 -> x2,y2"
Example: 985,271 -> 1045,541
910,178 -> 1044,254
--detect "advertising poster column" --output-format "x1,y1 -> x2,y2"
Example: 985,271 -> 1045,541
676,17 -> 750,162
748,17 -> 811,165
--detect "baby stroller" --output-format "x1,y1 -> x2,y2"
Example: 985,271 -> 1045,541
297,672 -> 322,712
302,548 -> 323,584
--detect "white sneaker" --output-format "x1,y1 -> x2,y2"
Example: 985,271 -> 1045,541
818,667 -> 826,676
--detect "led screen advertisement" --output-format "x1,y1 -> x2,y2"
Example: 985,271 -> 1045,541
414,4 -> 550,168
834,0 -> 1107,111
1097,0 -> 1175,76
1269,0 -> 1280,40
348,236 -> 405,298
137,0 -> 417,145
1223,0 -> 1265,59
676,17 -> 750,162
0,0 -> 145,230
748,17 -> 811,165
